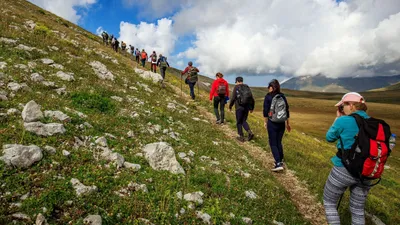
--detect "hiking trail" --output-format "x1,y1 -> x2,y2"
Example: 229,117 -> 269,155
168,82 -> 327,225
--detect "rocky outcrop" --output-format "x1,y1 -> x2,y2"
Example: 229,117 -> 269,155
142,142 -> 185,174
24,122 -> 66,136
70,178 -> 97,197
0,144 -> 43,168
22,100 -> 43,122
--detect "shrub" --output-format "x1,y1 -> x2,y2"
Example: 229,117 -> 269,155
34,24 -> 51,36
71,92 -> 116,113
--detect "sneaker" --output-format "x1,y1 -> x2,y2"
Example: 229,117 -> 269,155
216,120 -> 221,124
271,163 -> 284,172
236,136 -> 245,142
247,132 -> 254,141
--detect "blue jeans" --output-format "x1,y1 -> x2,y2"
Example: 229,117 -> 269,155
141,59 -> 146,67
267,120 -> 285,164
188,81 -> 196,99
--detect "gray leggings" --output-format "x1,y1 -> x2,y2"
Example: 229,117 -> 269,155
323,166 -> 371,225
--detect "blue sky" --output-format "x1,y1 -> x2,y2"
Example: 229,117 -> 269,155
29,0 -> 400,86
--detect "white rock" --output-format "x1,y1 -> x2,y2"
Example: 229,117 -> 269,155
55,87 -> 67,95
56,71 -> 75,81
184,191 -> 204,205
98,147 -> 125,168
22,100 -> 43,122
195,211 -> 211,225
242,217 -> 253,225
111,96 -> 123,102
40,58 -> 54,65
83,215 -> 102,225
42,81 -> 57,88
30,73 -> 45,82
123,162 -> 141,171
12,212 -> 31,221
0,95 -> 8,101
127,130 -> 134,138
245,190 -> 258,199
272,220 -> 284,225
28,61 -> 37,68
89,61 -> 114,81
44,146 -> 56,154
128,182 -> 148,193
188,150 -> 195,157
142,142 -> 185,174
62,150 -> 70,156
167,103 -> 176,110
95,137 -> 108,147
44,110 -> 70,122
0,37 -> 17,44
134,68 -> 163,83
14,64 -> 28,70
7,108 -> 20,115
70,178 -> 97,197
176,191 -> 183,199
16,44 -> 34,51
0,144 -> 43,168
50,64 -> 64,70
0,62 -> 7,69
25,20 -> 36,30
7,82 -> 30,92
35,213 -> 48,225
24,122 -> 66,136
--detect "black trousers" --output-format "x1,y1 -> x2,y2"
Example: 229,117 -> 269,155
213,95 -> 226,122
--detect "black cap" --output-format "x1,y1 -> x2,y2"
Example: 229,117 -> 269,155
235,77 -> 243,83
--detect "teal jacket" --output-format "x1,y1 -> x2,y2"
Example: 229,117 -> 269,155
326,110 -> 370,167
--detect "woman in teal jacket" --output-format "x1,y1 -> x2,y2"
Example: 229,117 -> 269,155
324,92 -> 370,225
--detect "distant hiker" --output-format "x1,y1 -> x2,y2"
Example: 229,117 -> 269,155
121,41 -> 127,51
150,51 -> 157,73
135,48 -> 140,63
101,31 -> 108,45
229,76 -> 255,142
111,36 -> 116,50
323,92 -> 391,225
263,79 -> 290,171
210,72 -> 229,124
130,45 -> 135,55
114,39 -> 119,52
141,49 -> 148,67
157,54 -> 170,87
181,61 -> 199,100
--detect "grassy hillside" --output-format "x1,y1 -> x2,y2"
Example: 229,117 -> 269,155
0,0 -> 308,224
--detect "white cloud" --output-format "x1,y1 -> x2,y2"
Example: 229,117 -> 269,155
118,18 -> 177,58
29,0 -> 97,24
171,0 -> 400,78
96,26 -> 104,36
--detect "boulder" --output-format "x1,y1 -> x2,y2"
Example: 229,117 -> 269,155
196,211 -> 211,225
24,122 -> 66,136
184,191 -> 204,205
70,178 -> 97,197
56,71 -> 75,81
99,147 -> 124,168
89,61 -> 114,81
134,68 -> 163,83
22,100 -> 43,122
0,144 -> 43,168
7,82 -> 30,92
40,58 -> 54,65
142,142 -> 185,174
44,110 -> 70,122
30,73 -> 45,82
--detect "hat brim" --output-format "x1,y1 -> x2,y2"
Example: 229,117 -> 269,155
334,100 -> 343,107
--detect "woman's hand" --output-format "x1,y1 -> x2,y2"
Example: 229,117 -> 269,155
286,124 -> 291,132
336,109 -> 345,117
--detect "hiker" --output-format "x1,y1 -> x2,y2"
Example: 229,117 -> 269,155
209,72 -> 229,124
157,54 -> 170,86
181,61 -> 199,100
130,45 -> 135,55
323,92 -> 384,225
135,48 -> 140,63
121,41 -> 127,52
141,49 -> 148,67
111,36 -> 115,50
229,76 -> 255,142
150,51 -> 157,73
263,79 -> 291,172
101,31 -> 108,45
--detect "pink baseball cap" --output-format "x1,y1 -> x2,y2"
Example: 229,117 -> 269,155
335,92 -> 366,107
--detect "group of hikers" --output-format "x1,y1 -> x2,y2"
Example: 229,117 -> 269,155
101,31 -> 170,86
100,30 -> 393,225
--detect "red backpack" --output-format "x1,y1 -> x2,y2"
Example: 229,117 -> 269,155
217,81 -> 226,95
338,114 -> 391,185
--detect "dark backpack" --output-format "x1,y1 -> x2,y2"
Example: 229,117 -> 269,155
188,67 -> 198,83
152,54 -> 157,62
268,94 -> 288,123
159,57 -> 167,68
338,114 -> 391,185
237,85 -> 252,106
217,82 -> 226,95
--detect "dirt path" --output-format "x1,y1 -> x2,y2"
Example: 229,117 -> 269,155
169,83 -> 327,225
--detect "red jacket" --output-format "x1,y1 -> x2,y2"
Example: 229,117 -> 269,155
181,66 -> 199,75
209,78 -> 229,100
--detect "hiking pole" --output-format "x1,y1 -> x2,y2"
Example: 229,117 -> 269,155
337,193 -> 344,210
180,75 -> 183,96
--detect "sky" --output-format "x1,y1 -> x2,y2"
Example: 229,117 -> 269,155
29,0 -> 400,86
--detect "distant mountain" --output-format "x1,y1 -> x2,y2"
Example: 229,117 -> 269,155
281,74 -> 400,93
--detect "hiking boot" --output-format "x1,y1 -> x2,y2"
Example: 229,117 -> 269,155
236,136 -> 245,142
216,120 -> 221,124
271,163 -> 284,172
247,132 -> 254,141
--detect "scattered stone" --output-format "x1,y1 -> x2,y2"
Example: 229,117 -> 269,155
123,162 -> 141,171
135,153 -> 143,157
44,110 -> 70,122
196,211 -> 211,225
24,122 -> 66,136
184,191 -> 204,205
83,215 -> 102,225
16,44 -> 35,51
20,192 -> 30,200
40,58 -> 54,65
0,95 -> 7,101
28,61 -> 37,68
50,64 -> 64,70
70,178 -> 97,197
30,73 -> 45,82
0,62 -> 7,69
22,100 -> 43,122
0,113 -> 7,122
142,142 -> 185,174
95,137 -> 108,147
0,144 -> 43,168
42,81 -> 57,88
111,96 -> 123,102
49,46 -> 59,51
0,37 -> 17,44
272,220 -> 284,225
7,108 -> 20,116
55,87 -> 67,95
167,103 -> 176,110
56,71 -> 75,81
44,146 -> 56,155
176,191 -> 183,199
24,20 -> 36,30
245,190 -> 258,199
62,150 -> 70,157
12,212 -> 31,221
7,82 -> 30,92
134,68 -> 163,83
89,61 -> 114,81
138,218 -> 154,225
105,133 -> 116,139
242,217 -> 253,225
127,130 -> 134,138
14,64 -> 28,70
35,213 -> 48,225
83,122 -> 93,128
229,213 -> 235,218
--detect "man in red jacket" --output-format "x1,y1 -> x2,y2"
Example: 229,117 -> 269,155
209,72 -> 229,124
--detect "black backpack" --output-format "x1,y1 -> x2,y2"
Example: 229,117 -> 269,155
237,85 -> 252,106
338,114 -> 391,185
188,67 -> 198,83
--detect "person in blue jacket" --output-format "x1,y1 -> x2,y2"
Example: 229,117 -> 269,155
263,79 -> 291,172
324,92 -> 370,225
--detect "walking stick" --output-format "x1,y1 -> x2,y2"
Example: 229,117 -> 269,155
197,79 -> 199,96
180,75 -> 183,96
